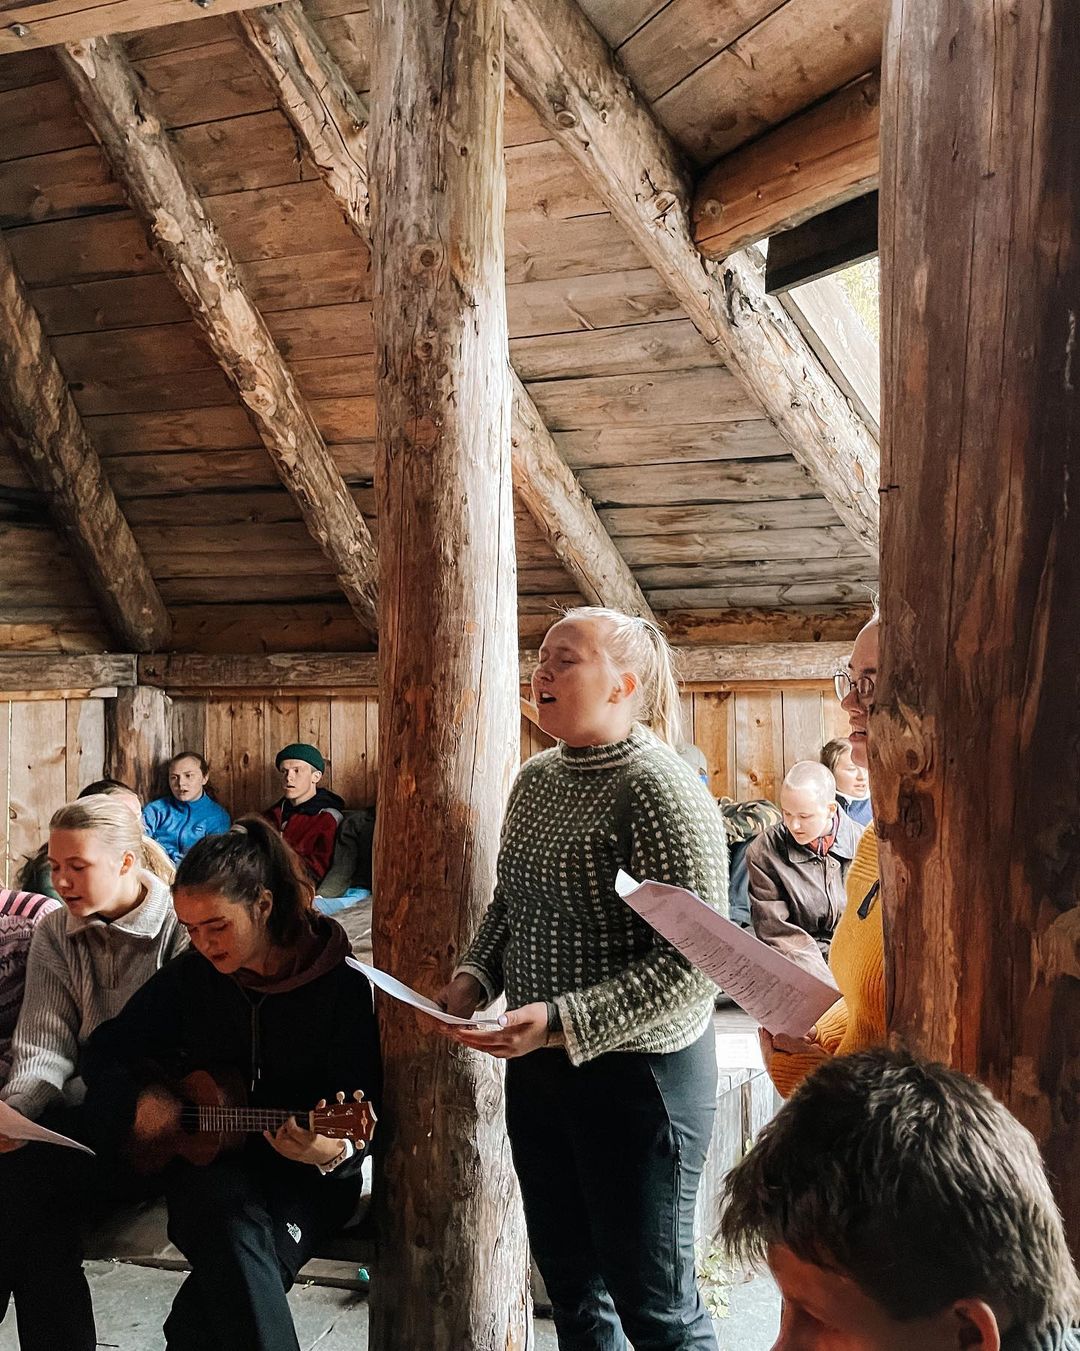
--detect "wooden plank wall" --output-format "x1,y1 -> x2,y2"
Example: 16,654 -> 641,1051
0,683 -> 849,882
0,696 -> 106,885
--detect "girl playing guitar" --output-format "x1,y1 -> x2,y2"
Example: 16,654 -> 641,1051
83,816 -> 382,1351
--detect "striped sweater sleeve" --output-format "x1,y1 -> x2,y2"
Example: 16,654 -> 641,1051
558,767 -> 728,1065
0,917 -> 82,1121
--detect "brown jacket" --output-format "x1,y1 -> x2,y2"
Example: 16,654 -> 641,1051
747,813 -> 861,974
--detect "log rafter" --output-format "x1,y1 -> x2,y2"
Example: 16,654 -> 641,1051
135,641 -> 852,691
503,0 -> 881,556
0,232 -> 170,653
57,34 -> 380,633
237,0 -> 653,620
692,71 -> 881,261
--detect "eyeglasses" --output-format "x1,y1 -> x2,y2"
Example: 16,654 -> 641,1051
833,671 -> 876,705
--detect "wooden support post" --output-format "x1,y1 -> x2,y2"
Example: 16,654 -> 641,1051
503,0 -> 881,556
368,1 -> 530,1347
105,685 -> 171,803
0,233 -> 170,653
57,35 -> 380,635
237,0 -> 650,617
876,0 -> 1080,1246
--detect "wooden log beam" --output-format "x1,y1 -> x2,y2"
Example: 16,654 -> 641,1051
0,654 -> 136,690
876,0 -> 1080,1246
0,0 -> 259,55
137,641 -> 852,692
235,3 -> 370,230
503,0 -> 881,556
235,1 -> 650,619
368,0 -> 530,1346
692,72 -> 880,261
57,35 -> 379,634
0,234 -> 170,653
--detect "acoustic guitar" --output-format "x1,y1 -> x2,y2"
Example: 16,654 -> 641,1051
131,1068 -> 377,1172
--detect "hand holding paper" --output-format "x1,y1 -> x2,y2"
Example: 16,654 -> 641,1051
615,871 -> 840,1038
348,958 -> 502,1028
0,1100 -> 95,1155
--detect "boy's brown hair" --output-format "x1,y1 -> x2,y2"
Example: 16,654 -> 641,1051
720,1048 -> 1080,1333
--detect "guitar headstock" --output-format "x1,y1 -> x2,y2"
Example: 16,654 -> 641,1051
312,1091 -> 378,1145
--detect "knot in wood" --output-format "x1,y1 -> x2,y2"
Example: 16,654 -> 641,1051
554,107 -> 578,129
413,333 -> 438,362
410,242 -> 444,275
404,415 -> 440,451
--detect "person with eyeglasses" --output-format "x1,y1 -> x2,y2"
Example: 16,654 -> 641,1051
760,612 -> 885,1099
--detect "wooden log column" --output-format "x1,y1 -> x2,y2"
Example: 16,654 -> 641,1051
368,2 -> 530,1347
875,0 -> 1080,1244
105,686 -> 171,802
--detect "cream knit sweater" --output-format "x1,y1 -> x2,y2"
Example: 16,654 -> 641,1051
1,872 -> 186,1120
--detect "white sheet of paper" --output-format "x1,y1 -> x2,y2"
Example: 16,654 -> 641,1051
0,1099 -> 95,1154
615,871 -> 841,1038
348,958 -> 502,1028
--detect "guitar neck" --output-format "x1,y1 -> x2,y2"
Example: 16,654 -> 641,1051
186,1105 -> 311,1135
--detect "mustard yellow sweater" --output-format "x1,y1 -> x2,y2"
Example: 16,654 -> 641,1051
769,826 -> 884,1098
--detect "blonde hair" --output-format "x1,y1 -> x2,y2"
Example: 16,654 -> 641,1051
560,606 -> 683,746
50,793 -> 175,884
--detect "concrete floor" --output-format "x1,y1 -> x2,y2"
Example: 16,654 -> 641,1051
0,1260 -> 780,1349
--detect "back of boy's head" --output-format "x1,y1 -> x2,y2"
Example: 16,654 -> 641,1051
719,1047 -> 1080,1333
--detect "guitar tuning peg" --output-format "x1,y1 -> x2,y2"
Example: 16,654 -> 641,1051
352,1090 -> 365,1102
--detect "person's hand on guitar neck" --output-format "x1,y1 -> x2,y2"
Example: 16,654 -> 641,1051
265,1091 -> 354,1168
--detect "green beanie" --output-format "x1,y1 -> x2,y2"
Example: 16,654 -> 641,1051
275,742 -> 325,774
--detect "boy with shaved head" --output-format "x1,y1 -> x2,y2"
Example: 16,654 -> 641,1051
747,760 -> 860,973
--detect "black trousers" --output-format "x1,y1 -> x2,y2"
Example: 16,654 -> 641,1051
0,1118 -> 359,1351
0,1107 -> 149,1351
506,1029 -> 719,1351
164,1148 -> 362,1351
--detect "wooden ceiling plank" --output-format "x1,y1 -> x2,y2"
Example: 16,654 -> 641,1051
236,0 -> 652,618
57,34 -> 379,633
0,0 -> 267,57
0,229 -> 171,651
503,0 -> 881,556
693,71 -> 880,260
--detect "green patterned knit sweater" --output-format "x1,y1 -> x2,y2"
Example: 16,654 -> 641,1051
458,725 -> 729,1066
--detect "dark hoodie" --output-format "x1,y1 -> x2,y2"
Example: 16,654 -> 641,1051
266,787 -> 345,885
82,913 -> 381,1179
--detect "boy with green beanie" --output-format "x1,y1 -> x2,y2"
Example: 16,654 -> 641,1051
265,743 -> 344,884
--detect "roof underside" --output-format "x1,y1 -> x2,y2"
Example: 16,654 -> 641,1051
0,0 -> 882,654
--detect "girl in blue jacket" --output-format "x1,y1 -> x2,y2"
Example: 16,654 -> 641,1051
143,752 -> 231,864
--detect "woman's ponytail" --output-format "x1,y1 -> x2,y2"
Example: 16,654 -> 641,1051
175,815 -> 314,946
140,836 -> 176,884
